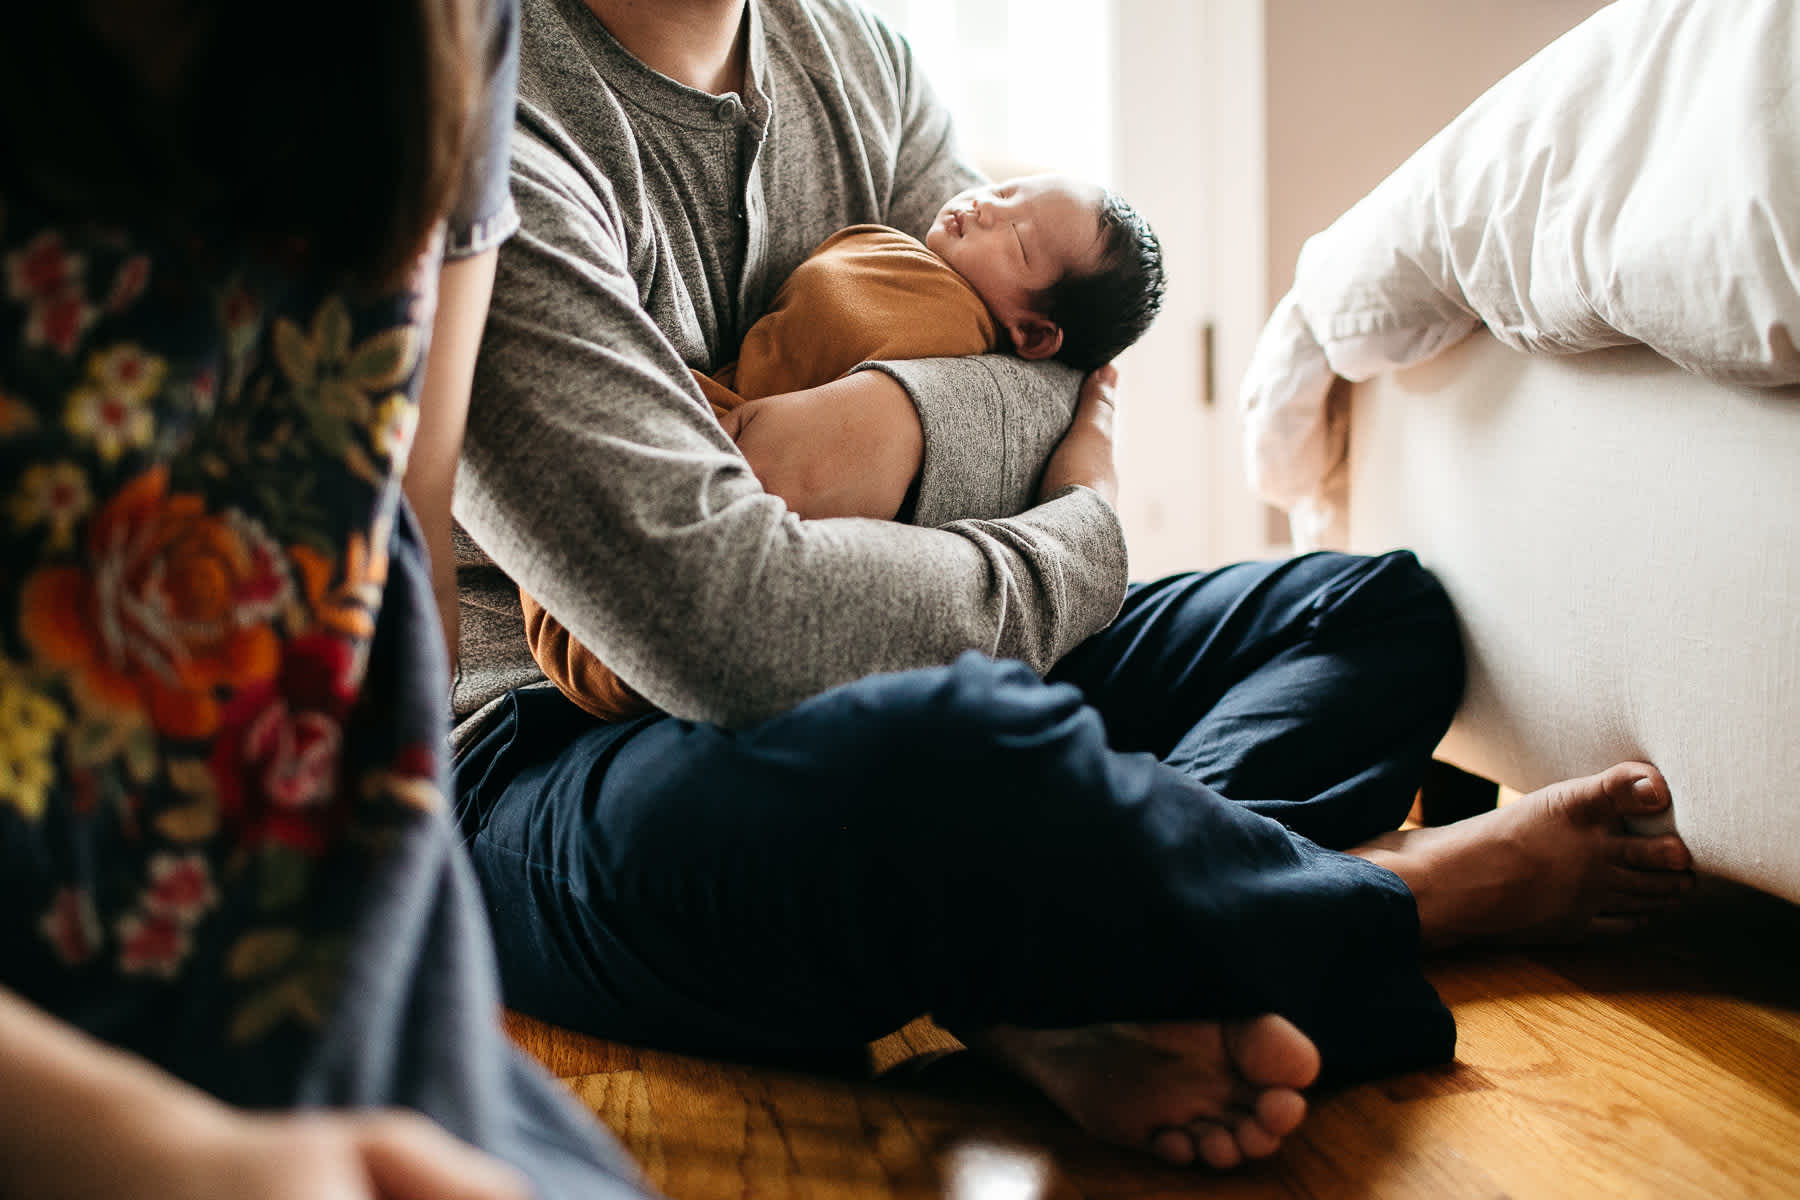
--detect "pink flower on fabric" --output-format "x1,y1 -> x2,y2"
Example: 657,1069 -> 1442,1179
27,291 -> 98,357
6,232 -> 81,301
39,887 -> 103,965
228,511 -> 295,618
212,633 -> 357,856
117,909 -> 191,978
249,706 -> 342,813
6,232 -> 96,356
143,852 -> 218,923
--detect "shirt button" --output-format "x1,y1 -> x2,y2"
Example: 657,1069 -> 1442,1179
715,95 -> 742,122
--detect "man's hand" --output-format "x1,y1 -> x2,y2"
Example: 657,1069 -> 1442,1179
1037,364 -> 1119,507
718,372 -> 924,520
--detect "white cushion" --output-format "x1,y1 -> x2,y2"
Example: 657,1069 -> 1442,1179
1345,331 -> 1800,904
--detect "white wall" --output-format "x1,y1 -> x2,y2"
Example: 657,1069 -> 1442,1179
1111,0 -> 1258,577
863,0 -> 1115,183
1262,0 -> 1611,313
1114,0 -> 1609,575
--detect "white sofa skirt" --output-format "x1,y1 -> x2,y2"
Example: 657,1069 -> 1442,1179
1340,330 -> 1800,904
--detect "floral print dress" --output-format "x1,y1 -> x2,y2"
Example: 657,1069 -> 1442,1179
0,8 -> 644,1195
1,210 -> 448,1049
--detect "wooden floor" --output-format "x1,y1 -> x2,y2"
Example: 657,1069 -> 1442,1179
506,879 -> 1800,1200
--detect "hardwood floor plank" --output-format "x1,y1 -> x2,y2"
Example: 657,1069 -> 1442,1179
870,1019 -> 966,1075
1423,959 -> 1800,1200
509,888 -> 1800,1200
505,1008 -> 639,1077
1530,886 -> 1800,1105
1282,1090 -> 1510,1200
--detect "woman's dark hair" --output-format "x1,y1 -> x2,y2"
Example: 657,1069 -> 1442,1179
0,0 -> 480,290
1037,192 -> 1167,372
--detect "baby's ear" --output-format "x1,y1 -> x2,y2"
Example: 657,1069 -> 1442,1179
1009,316 -> 1064,361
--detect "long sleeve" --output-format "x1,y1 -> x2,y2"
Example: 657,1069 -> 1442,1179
452,0 -> 1128,732
457,141 -> 1125,728
519,227 -> 1016,722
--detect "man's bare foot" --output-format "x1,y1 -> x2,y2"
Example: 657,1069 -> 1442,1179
966,1015 -> 1320,1168
1351,761 -> 1695,948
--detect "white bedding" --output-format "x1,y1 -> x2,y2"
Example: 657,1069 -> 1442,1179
1241,0 -> 1800,539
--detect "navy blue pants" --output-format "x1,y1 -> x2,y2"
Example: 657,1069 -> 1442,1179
454,552 -> 1465,1082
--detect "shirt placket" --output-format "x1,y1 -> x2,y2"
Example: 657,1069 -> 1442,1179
732,85 -> 774,332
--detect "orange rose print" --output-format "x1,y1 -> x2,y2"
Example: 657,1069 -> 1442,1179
21,467 -> 289,739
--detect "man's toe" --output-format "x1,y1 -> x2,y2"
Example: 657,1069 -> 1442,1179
1194,1124 -> 1242,1170
1150,1128 -> 1195,1166
1234,1117 -> 1282,1159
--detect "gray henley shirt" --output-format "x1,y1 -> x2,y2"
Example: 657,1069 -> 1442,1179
453,0 -> 1130,733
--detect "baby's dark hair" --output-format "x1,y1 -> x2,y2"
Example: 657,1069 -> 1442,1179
1036,192 -> 1166,371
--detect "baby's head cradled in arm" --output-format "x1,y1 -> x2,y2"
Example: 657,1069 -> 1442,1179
925,173 -> 1165,371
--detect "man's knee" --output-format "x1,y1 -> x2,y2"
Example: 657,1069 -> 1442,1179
1307,551 -> 1464,709
1306,548 -> 1445,610
767,652 -> 1071,751
751,652 -> 1104,827
1304,551 -> 1458,642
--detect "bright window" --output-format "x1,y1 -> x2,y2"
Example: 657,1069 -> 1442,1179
864,0 -> 1116,185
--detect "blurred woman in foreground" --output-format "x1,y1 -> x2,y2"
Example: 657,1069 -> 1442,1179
0,3 -> 646,1196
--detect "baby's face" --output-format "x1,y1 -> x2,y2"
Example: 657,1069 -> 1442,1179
925,174 -> 1106,335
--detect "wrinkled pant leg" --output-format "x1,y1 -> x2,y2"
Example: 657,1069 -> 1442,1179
1050,550 -> 1465,850
454,649 -> 1454,1084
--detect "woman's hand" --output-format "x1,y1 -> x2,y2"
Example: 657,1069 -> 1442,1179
718,372 -> 924,520
165,1107 -> 534,1200
1037,364 -> 1119,506
0,987 -> 529,1200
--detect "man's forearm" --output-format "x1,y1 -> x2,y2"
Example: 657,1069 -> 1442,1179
865,353 -> 1085,528
720,372 -> 923,520
465,286 -> 1125,726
